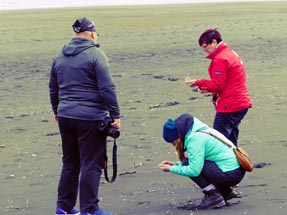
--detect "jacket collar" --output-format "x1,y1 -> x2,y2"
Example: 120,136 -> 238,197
206,42 -> 228,59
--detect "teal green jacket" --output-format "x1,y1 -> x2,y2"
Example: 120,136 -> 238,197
170,117 -> 240,177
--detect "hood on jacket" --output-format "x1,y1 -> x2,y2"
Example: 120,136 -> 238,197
62,37 -> 99,56
175,113 -> 209,142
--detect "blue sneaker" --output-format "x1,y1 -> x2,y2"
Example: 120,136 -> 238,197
55,207 -> 80,215
81,209 -> 113,215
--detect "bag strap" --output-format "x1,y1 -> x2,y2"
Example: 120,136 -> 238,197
199,129 -> 236,149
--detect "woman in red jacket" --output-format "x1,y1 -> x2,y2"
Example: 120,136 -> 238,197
185,29 -> 252,147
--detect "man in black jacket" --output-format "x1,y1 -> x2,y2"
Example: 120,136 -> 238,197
49,17 -> 120,215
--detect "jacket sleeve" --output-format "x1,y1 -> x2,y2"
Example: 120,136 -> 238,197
195,59 -> 227,93
170,134 -> 205,177
49,61 -> 59,115
95,49 -> 120,119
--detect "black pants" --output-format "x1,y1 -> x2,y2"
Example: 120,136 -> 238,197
56,117 -> 106,213
213,109 -> 248,147
190,160 -> 245,196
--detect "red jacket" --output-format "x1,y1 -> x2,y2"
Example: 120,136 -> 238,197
195,42 -> 252,113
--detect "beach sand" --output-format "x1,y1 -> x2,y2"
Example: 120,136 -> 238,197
0,2 -> 286,215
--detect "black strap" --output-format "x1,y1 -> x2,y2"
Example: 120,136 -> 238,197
104,139 -> 117,183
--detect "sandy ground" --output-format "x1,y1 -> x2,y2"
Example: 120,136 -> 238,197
0,2 -> 287,215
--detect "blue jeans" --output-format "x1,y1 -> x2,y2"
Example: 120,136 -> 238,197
188,160 -> 245,196
213,109 -> 249,147
57,117 -> 107,213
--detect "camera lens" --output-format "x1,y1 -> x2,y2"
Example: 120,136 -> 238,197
108,128 -> 120,139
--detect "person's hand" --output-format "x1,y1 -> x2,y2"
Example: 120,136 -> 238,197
54,115 -> 58,122
198,88 -> 209,94
185,76 -> 197,87
159,163 -> 171,172
160,161 -> 176,166
159,161 -> 176,172
111,118 -> 120,129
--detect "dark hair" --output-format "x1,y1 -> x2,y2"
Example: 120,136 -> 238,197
198,28 -> 222,46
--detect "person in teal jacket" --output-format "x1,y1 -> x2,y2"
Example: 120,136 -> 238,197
159,113 -> 245,210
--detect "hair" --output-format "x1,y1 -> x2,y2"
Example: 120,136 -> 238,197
175,139 -> 185,161
198,28 -> 222,46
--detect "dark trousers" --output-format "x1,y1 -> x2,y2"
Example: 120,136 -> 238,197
57,117 -> 106,213
190,160 -> 245,196
213,109 -> 248,147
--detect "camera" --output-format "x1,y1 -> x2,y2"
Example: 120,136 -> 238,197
98,117 -> 120,139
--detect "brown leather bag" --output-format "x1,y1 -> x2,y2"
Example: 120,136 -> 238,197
199,129 -> 254,172
233,147 -> 254,172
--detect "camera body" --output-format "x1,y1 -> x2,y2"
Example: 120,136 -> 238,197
98,117 -> 120,139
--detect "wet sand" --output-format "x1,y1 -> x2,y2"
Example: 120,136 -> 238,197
0,2 -> 287,215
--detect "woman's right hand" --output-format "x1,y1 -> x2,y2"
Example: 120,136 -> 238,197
160,161 -> 176,166
185,76 -> 196,87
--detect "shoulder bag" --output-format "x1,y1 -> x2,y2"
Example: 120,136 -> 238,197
199,129 -> 254,172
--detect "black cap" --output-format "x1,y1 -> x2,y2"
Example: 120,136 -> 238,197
72,18 -> 96,33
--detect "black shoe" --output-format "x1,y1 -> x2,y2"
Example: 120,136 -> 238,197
195,189 -> 226,210
224,189 -> 242,202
